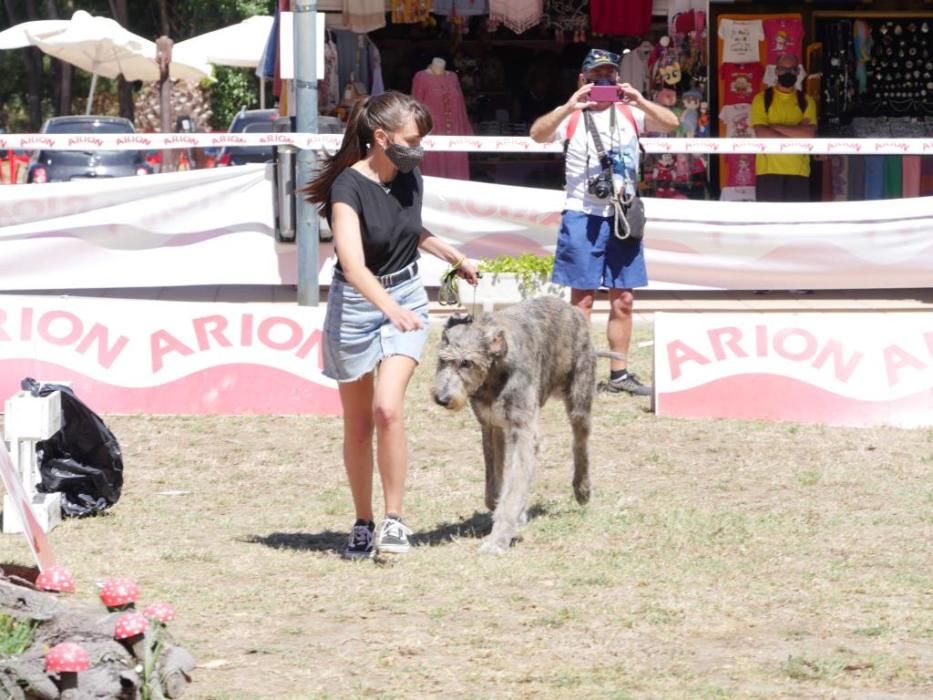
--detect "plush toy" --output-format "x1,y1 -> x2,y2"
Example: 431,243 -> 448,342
652,153 -> 676,198
674,154 -> 691,184
696,101 -> 710,137
679,89 -> 703,137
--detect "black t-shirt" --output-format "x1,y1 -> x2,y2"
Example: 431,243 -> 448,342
328,167 -> 423,277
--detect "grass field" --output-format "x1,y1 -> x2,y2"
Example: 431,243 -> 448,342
0,325 -> 930,699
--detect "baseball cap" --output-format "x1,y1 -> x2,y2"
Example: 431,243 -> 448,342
581,48 -> 621,74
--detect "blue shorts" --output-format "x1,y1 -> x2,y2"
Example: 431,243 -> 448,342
551,210 -> 648,291
323,265 -> 430,382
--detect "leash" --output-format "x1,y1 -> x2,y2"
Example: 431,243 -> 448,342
438,262 -> 482,317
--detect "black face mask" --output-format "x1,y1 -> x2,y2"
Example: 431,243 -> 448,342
777,71 -> 798,88
385,141 -> 424,173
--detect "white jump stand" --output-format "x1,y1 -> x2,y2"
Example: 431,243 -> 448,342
2,385 -> 67,534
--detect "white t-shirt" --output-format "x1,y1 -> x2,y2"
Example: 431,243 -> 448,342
620,43 -> 651,96
719,19 -> 765,64
719,103 -> 753,137
720,186 -> 756,202
556,104 -> 646,216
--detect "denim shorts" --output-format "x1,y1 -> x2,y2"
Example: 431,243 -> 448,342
552,210 -> 648,290
323,265 -> 430,382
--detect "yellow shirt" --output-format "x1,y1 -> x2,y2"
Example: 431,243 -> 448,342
750,89 -> 818,177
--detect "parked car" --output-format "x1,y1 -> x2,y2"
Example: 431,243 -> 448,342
27,116 -> 152,184
216,108 -> 280,167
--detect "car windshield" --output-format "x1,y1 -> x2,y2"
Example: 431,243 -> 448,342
44,120 -> 134,135
226,113 -> 277,161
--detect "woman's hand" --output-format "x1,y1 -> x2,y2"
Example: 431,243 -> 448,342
457,259 -> 480,286
386,305 -> 424,332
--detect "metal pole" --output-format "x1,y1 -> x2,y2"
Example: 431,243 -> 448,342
293,0 -> 319,306
85,74 -> 98,115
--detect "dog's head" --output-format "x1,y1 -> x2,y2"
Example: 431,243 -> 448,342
431,314 -> 508,411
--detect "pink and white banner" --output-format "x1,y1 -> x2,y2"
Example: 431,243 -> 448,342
0,295 -> 339,415
3,165 -> 933,291
654,312 -> 933,428
1,131 -> 931,155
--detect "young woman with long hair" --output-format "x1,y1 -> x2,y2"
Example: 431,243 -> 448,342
305,91 -> 479,559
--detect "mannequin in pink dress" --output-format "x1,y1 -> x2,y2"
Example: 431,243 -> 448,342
411,58 -> 472,180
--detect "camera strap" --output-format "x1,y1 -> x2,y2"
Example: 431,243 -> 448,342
583,109 -> 609,165
584,110 -> 640,241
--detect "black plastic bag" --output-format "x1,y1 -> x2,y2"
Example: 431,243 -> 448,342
21,378 -> 124,517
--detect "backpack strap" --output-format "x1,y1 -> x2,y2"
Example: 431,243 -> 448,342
565,103 -> 640,144
764,86 -> 808,115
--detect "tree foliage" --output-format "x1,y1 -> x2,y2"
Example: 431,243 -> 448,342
0,0 -> 274,129
209,66 -> 260,130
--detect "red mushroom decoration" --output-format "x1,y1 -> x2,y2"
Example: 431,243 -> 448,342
99,577 -> 140,611
45,642 -> 90,691
113,611 -> 150,660
35,566 -> 76,594
142,602 -> 176,625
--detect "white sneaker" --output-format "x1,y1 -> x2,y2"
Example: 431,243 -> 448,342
374,515 -> 413,555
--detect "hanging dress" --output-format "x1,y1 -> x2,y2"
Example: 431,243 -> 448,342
411,69 -> 472,180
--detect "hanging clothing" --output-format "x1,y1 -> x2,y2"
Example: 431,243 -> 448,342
719,18 -> 764,64
863,156 -> 885,200
921,157 -> 933,197
883,155 -> 902,199
333,30 -> 371,103
847,156 -> 865,201
392,0 -> 431,24
718,103 -> 753,137
902,156 -> 921,198
830,155 -> 848,201
342,0 -> 386,33
368,39 -> 385,97
720,62 -> 764,105
725,154 -> 756,187
319,34 -> 340,112
590,0 -> 651,36
489,0 -> 544,34
433,0 -> 489,16
411,69 -> 472,180
621,42 -> 652,96
762,18 -> 805,65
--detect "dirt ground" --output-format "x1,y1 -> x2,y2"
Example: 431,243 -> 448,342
0,324 -> 931,699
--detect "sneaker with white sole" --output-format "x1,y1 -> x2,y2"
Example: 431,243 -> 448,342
598,371 -> 653,397
374,515 -> 413,555
343,519 -> 375,559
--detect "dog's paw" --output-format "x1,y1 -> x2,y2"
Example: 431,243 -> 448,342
479,539 -> 508,555
573,479 -> 591,505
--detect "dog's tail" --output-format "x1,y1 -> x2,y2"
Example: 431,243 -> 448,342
595,350 -> 627,362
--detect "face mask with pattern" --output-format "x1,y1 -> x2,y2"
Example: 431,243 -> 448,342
385,141 -> 424,173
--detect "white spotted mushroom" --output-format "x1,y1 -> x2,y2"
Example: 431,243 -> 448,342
35,566 -> 76,594
98,577 -> 140,611
113,611 -> 150,660
45,642 -> 90,691
143,602 -> 176,625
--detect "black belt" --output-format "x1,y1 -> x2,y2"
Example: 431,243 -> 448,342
334,261 -> 418,287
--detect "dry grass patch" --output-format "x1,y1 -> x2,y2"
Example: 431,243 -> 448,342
0,324 -> 930,699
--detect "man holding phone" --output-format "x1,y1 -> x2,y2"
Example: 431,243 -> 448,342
530,48 -> 678,396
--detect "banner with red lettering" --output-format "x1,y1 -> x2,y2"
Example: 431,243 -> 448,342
3,165 -> 933,291
654,312 -> 933,428
0,296 -> 339,415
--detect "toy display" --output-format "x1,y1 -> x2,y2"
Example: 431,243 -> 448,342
639,7 -> 710,200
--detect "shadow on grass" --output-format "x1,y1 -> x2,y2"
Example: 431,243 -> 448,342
412,503 -> 548,547
241,530 -> 346,554
243,505 -> 549,554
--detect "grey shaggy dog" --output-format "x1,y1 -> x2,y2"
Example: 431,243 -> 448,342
432,296 -> 595,554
